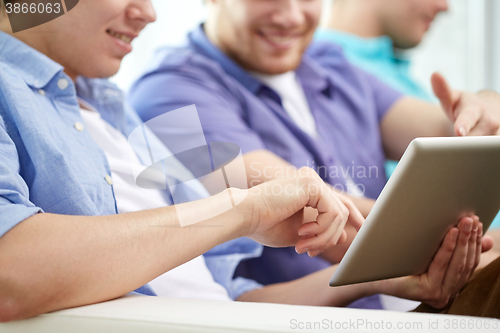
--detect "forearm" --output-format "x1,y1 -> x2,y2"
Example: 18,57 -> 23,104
0,189 -> 245,320
381,97 -> 454,161
237,265 -> 378,307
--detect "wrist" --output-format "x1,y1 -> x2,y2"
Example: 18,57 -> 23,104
226,187 -> 254,239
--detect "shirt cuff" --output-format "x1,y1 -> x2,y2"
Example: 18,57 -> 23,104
0,204 -> 42,238
230,277 -> 263,300
203,237 -> 263,300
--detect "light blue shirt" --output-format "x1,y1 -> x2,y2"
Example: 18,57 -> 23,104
315,29 -> 434,101
0,31 -> 262,299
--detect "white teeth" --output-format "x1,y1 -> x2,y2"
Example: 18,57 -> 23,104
265,34 -> 294,44
107,30 -> 132,44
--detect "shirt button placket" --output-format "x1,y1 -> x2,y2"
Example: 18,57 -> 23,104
57,78 -> 69,90
105,175 -> 113,186
74,122 -> 85,132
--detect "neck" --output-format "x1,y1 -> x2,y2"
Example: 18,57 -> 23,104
0,13 -> 12,33
325,0 -> 384,38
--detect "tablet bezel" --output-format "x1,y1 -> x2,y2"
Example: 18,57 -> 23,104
330,136 -> 500,287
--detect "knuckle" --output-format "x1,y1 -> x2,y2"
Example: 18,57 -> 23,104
445,241 -> 456,252
328,237 -> 338,248
467,260 -> 476,272
429,289 -> 442,301
298,167 -> 316,179
435,297 -> 450,309
319,238 -> 329,248
331,206 -> 340,217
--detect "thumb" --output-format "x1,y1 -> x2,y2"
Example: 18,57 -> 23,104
431,72 -> 460,120
481,235 -> 494,253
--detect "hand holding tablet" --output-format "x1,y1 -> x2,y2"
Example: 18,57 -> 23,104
330,136 -> 500,287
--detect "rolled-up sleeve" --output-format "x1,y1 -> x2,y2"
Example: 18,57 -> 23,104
364,71 -> 403,122
0,116 -> 42,237
203,238 -> 263,300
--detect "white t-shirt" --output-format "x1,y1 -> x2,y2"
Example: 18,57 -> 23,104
251,71 -> 318,138
79,103 -> 231,301
251,72 -> 364,197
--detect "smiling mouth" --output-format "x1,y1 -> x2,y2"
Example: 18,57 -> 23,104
265,34 -> 296,44
258,31 -> 301,48
106,29 -> 133,44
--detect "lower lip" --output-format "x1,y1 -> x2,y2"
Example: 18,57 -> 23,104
107,32 -> 133,54
259,33 -> 298,51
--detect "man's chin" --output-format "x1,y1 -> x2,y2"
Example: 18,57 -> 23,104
252,58 -> 302,75
86,62 -> 122,79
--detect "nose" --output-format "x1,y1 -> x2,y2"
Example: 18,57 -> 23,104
270,0 -> 306,29
127,0 -> 157,28
434,0 -> 449,13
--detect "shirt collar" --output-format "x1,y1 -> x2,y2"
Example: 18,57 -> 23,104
189,25 -> 262,94
0,31 -> 63,89
189,24 -> 332,97
296,53 -> 332,97
75,77 -> 127,132
0,32 -> 127,132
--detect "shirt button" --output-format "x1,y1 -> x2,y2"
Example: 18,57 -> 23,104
74,122 -> 84,132
105,175 -> 113,186
57,78 -> 69,90
38,89 -> 45,96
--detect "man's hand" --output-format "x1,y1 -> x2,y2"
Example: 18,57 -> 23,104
432,72 -> 500,136
381,216 -> 486,309
243,167 -> 363,257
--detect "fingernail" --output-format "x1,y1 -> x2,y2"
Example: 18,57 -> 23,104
309,250 -> 324,257
459,127 -> 466,136
465,221 -> 473,232
473,223 -> 478,232
298,232 -> 311,237
296,248 -> 309,254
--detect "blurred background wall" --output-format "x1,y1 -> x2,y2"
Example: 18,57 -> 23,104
111,0 -> 500,96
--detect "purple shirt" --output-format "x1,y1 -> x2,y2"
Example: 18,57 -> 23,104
129,26 -> 402,293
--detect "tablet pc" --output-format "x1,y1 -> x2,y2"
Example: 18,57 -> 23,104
330,136 -> 500,287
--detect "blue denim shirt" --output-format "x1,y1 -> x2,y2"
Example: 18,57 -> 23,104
0,31 -> 262,300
